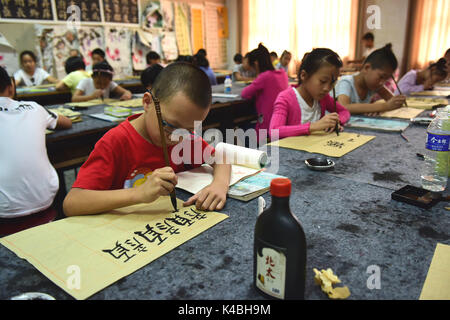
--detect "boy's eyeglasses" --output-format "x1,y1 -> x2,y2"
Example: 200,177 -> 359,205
146,89 -> 200,139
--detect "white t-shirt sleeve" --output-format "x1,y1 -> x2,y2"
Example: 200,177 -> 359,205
37,68 -> 50,81
13,69 -> 23,82
76,77 -> 89,93
110,81 -> 118,91
39,104 -> 58,130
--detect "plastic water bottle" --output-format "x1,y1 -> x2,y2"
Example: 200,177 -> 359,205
254,178 -> 306,300
421,107 -> 450,192
224,75 -> 232,93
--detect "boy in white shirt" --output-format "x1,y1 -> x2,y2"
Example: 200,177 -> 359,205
0,66 -> 72,236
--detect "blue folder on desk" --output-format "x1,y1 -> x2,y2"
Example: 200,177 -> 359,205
346,116 -> 410,132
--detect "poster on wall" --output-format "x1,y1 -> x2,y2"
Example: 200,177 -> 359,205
160,31 -> 178,61
0,32 -> 19,75
104,27 -> 132,79
161,0 -> 174,31
204,4 -> 220,68
217,6 -> 229,39
34,25 -> 55,76
174,2 -> 192,56
52,26 -> 80,79
132,31 -> 151,71
190,6 -> 204,55
77,27 -> 104,71
104,0 -> 139,24
141,1 -> 163,30
55,0 -> 101,23
0,0 -> 53,21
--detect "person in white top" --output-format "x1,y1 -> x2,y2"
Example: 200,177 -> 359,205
14,51 -> 58,87
72,61 -> 132,102
0,66 -> 72,230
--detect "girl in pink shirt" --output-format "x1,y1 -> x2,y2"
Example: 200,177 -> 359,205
241,44 -> 289,142
270,48 -> 350,140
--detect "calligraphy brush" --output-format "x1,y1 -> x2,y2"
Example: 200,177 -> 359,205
391,75 -> 409,108
150,90 -> 178,212
332,76 -> 339,136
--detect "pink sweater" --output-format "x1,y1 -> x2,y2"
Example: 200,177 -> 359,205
241,69 -> 289,134
269,87 -> 351,140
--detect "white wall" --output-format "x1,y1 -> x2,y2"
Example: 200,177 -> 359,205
226,0 -> 238,68
362,0 -> 409,72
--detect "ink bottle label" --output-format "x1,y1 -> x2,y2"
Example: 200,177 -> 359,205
255,240 -> 286,299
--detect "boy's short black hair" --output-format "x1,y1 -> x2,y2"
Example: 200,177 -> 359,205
362,32 -> 374,41
92,48 -> 105,58
270,51 -> 278,58
92,61 -> 114,79
445,48 -> 450,56
0,66 -> 12,93
234,53 -> 243,64
20,50 -> 37,63
363,43 -> 398,71
141,64 -> 163,88
176,55 -> 193,63
146,51 -> 161,64
152,62 -> 211,110
65,56 -> 86,74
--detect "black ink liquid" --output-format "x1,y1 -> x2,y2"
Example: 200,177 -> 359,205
253,178 -> 307,300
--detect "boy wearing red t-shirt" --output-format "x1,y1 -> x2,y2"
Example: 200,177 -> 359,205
63,63 -> 231,216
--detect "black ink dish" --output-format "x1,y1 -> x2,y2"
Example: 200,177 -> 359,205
304,157 -> 335,171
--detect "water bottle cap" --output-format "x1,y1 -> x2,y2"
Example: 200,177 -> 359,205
270,178 -> 291,197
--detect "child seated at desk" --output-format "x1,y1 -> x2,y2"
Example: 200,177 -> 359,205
269,48 -> 350,140
275,50 -> 292,75
241,43 -> 289,140
0,66 -> 72,236
63,62 -> 231,216
395,58 -> 448,95
140,64 -> 164,90
72,61 -> 132,102
232,53 -> 256,82
14,51 -> 58,87
193,53 -> 217,86
55,56 -> 91,94
335,44 -> 406,115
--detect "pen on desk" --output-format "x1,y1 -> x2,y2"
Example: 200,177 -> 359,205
391,75 -> 409,108
150,90 -> 178,212
332,77 -> 339,136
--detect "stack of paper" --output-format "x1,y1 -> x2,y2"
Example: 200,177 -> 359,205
49,106 -> 82,123
65,99 -> 116,108
228,171 -> 287,201
107,98 -> 143,108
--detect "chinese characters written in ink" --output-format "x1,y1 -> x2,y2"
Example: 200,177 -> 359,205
0,0 -> 53,20
102,208 -> 207,263
325,140 -> 345,149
